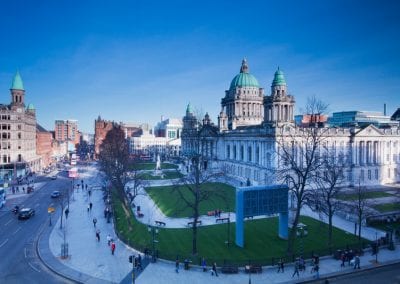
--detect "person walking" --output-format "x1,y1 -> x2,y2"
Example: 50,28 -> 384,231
277,258 -> 284,273
111,241 -> 116,255
314,264 -> 319,279
354,255 -> 361,269
340,253 -> 345,267
87,204 -> 90,212
95,229 -> 100,242
292,260 -> 300,278
201,258 -> 207,272
65,208 -> 69,219
89,202 -> 93,211
175,259 -> 180,273
107,234 -> 112,246
211,262 -> 218,277
137,254 -> 142,270
93,217 -> 97,227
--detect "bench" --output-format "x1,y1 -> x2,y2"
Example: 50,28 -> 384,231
244,216 -> 254,220
216,217 -> 230,223
221,265 -> 238,274
245,264 -> 262,274
187,220 -> 202,227
155,220 -> 166,226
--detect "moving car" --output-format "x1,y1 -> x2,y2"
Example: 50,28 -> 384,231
18,208 -> 35,220
51,175 -> 57,180
51,191 -> 61,198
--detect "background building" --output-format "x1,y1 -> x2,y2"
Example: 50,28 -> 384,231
328,111 -> 398,128
54,119 -> 80,145
36,124 -> 54,169
0,72 -> 40,180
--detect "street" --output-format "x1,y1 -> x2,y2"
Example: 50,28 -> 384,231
0,173 -> 75,284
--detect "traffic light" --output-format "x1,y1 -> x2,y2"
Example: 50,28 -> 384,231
134,257 -> 138,268
129,255 -> 133,263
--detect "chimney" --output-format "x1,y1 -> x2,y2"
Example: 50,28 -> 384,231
384,103 -> 387,116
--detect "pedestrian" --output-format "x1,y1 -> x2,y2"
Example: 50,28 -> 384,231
175,258 -> 179,273
107,234 -> 112,246
87,204 -> 90,212
95,229 -> 100,242
340,253 -> 345,267
277,258 -> 284,273
65,208 -> 69,219
292,260 -> 300,278
354,255 -> 361,269
137,254 -> 142,270
201,257 -> 207,272
93,217 -> 97,227
314,264 -> 319,279
89,202 -> 93,211
211,262 -> 218,277
111,241 -> 116,255
89,190 -> 92,197
22,187 -> 25,193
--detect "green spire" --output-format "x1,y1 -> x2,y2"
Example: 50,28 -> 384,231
11,71 -> 24,90
186,103 -> 193,114
272,67 -> 286,86
27,103 -> 35,110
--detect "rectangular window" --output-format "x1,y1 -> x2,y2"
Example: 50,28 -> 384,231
375,169 -> 379,180
368,170 -> 371,180
388,168 -> 391,178
360,170 -> 364,181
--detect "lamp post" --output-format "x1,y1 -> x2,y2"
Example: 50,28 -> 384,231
297,225 -> 305,257
375,231 -> 379,263
148,225 -> 159,262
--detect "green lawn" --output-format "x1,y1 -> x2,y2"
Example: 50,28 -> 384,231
113,191 -> 366,266
373,202 -> 400,213
336,191 -> 393,201
129,162 -> 178,170
145,182 -> 235,218
139,171 -> 183,180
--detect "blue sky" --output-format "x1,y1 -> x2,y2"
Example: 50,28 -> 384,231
0,0 -> 399,133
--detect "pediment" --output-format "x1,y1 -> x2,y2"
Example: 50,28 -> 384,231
355,124 -> 384,136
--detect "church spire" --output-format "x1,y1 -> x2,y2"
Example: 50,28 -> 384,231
10,70 -> 24,90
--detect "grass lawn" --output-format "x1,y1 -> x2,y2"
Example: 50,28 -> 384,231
139,171 -> 183,180
336,191 -> 393,201
113,191 -> 366,266
129,162 -> 178,170
373,202 -> 400,213
369,222 -> 400,232
145,182 -> 235,218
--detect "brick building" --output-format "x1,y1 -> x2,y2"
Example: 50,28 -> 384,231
36,124 -> 53,169
54,119 -> 80,146
94,116 -> 115,158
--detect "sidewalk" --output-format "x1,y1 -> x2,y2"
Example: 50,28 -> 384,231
38,164 -> 137,284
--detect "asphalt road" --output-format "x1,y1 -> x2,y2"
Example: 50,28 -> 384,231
310,262 -> 400,284
0,173 -> 75,284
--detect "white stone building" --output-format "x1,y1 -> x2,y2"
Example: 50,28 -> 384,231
181,59 -> 400,186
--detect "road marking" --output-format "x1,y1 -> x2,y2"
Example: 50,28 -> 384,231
24,248 -> 27,258
0,238 -> 9,248
13,227 -> 21,235
28,262 -> 40,273
5,219 -> 12,226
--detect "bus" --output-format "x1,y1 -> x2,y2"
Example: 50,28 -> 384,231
0,188 -> 5,208
69,167 -> 78,178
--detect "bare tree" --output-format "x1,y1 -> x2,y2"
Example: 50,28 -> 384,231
275,96 -> 329,255
309,149 -> 346,247
352,181 -> 370,244
126,168 -> 148,205
98,125 -> 130,205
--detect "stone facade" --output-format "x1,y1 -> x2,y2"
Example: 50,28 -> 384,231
0,72 -> 41,180
182,60 -> 400,187
55,119 -> 80,145
36,124 -> 54,169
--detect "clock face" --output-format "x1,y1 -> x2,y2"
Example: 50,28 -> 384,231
17,108 -> 22,113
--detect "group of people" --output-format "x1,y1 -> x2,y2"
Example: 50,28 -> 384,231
340,250 -> 361,269
175,258 -> 218,277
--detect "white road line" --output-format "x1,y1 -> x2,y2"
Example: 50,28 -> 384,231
0,239 -> 9,248
28,262 -> 40,273
4,219 -> 12,226
13,227 -> 21,235
24,248 -> 27,258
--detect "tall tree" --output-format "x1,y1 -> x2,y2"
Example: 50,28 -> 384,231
275,96 -> 329,255
98,125 -> 130,205
309,149 -> 346,247
352,181 -> 370,245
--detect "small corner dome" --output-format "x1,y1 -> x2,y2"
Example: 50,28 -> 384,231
27,103 -> 35,110
229,59 -> 259,90
272,67 -> 286,86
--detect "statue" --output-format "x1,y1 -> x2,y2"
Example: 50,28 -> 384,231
156,154 -> 161,170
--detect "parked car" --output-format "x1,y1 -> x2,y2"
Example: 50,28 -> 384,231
51,191 -> 61,198
18,208 -> 35,220
27,186 -> 34,193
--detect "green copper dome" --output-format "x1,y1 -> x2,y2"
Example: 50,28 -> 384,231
27,103 -> 35,110
186,103 -> 193,114
11,71 -> 24,90
229,59 -> 259,90
272,67 -> 286,86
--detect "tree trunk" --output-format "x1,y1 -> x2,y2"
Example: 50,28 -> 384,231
328,211 -> 333,247
287,202 -> 301,255
358,212 -> 362,241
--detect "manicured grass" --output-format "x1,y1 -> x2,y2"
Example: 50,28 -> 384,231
369,222 -> 400,232
336,191 -> 393,201
373,202 -> 400,213
129,162 -> 178,170
139,171 -> 183,180
113,192 -> 365,265
145,182 -> 235,218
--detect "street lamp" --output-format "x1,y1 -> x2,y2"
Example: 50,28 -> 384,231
375,231 -> 379,263
148,225 -> 159,262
